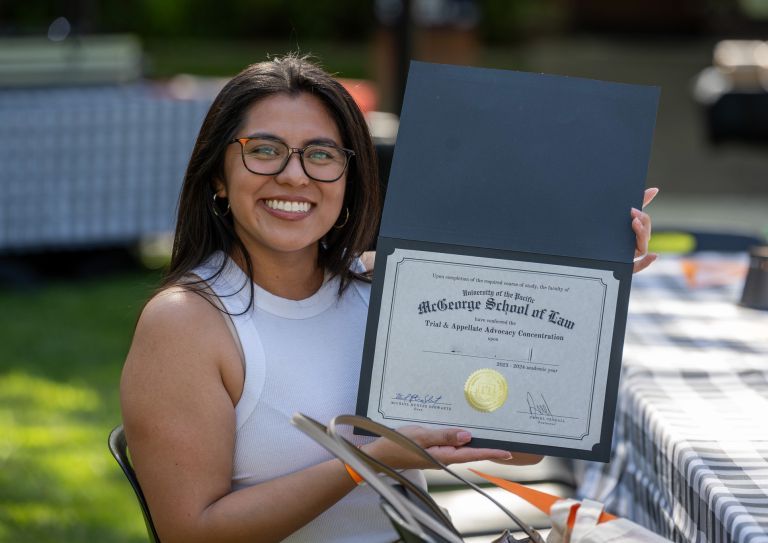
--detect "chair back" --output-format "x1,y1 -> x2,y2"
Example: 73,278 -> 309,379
108,424 -> 161,543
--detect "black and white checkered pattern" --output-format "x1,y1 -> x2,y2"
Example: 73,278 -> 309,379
0,85 -> 211,251
577,255 -> 768,543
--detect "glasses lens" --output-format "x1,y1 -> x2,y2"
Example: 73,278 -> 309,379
239,139 -> 350,181
302,144 -> 349,181
241,138 -> 289,175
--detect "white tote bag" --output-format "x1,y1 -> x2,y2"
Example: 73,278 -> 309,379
546,498 -> 669,543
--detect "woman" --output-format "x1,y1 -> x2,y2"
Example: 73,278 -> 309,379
121,54 -> 657,543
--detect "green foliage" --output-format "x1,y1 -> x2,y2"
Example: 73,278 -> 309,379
143,37 -> 371,78
4,0 -> 375,41
478,0 -> 568,44
0,271 -> 160,542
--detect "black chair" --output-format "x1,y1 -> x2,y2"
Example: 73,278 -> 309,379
108,424 -> 161,543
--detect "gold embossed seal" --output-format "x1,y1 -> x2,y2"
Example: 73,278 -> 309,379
464,369 -> 508,412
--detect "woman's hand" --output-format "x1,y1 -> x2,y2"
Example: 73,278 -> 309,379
632,187 -> 659,273
489,452 -> 544,466
360,426 -> 542,469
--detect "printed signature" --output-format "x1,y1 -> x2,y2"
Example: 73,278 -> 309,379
526,392 -> 553,416
393,392 -> 447,406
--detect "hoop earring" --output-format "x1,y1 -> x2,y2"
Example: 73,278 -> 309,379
212,193 -> 231,217
334,207 -> 350,229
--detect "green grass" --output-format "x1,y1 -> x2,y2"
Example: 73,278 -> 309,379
0,269 -> 161,542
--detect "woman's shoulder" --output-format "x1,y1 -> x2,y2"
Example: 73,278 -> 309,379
131,286 -> 231,360
123,285 -> 241,398
142,285 -> 220,327
121,285 -> 244,457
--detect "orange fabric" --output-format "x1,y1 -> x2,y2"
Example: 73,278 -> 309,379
566,503 -> 580,530
468,468 -> 617,527
344,463 -> 364,485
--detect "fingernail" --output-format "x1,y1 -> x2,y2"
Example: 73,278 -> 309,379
502,452 -> 513,460
631,207 -> 640,214
457,431 -> 471,442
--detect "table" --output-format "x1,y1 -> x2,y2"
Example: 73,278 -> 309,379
0,85 -> 210,251
577,254 -> 768,543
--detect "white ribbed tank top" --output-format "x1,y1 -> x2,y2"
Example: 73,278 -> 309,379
191,252 -> 426,543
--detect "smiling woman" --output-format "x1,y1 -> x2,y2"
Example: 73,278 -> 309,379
118,54 -> 533,543
214,93 -> 349,282
118,54 -> 655,543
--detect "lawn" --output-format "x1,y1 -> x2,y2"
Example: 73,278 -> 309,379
0,38 -> 378,541
0,267 -> 161,542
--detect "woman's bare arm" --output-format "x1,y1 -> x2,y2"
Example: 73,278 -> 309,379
120,288 -> 516,543
120,289 -> 366,543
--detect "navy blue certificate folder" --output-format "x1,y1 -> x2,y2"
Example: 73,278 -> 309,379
356,61 -> 659,461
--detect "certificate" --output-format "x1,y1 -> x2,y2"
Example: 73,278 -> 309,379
355,62 -> 659,461
363,246 -> 619,457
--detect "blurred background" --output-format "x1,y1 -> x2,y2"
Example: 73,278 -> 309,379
1,1 -> 767,541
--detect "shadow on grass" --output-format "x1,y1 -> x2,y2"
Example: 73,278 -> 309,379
0,267 -> 161,543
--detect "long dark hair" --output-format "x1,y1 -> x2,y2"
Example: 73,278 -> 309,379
161,54 -> 381,309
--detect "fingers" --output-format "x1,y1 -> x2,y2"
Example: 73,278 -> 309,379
407,427 -> 529,464
642,187 -> 659,209
369,425 -> 547,470
377,426 -> 517,468
633,253 -> 657,273
396,425 -> 469,449
422,427 -> 472,448
632,208 -> 651,252
429,446 -> 513,465
491,453 -> 544,466
631,203 -> 655,274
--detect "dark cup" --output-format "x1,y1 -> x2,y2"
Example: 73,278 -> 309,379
740,245 -> 768,310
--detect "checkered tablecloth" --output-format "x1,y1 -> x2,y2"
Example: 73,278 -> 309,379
577,254 -> 768,543
0,85 -> 211,251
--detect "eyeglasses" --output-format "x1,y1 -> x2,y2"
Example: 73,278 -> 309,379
230,137 -> 355,182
